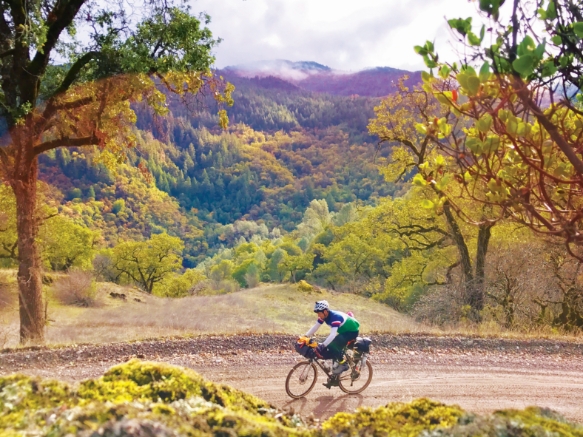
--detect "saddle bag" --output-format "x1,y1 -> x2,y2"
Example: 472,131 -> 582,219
354,336 -> 372,353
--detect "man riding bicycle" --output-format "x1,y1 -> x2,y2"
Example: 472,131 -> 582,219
305,300 -> 360,388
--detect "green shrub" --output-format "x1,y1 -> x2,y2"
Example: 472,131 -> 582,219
154,269 -> 206,298
297,280 -> 314,293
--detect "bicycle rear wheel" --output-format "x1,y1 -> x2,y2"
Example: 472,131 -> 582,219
285,361 -> 318,399
339,360 -> 373,394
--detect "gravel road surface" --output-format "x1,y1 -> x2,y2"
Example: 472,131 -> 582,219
1,334 -> 582,423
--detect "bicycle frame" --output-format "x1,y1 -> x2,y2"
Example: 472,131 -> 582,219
286,344 -> 373,398
309,348 -> 369,379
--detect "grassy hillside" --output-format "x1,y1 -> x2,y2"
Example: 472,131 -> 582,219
0,270 -> 420,347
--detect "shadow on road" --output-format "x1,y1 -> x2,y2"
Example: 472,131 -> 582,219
283,393 -> 364,419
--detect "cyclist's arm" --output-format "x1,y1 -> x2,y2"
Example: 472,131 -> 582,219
305,321 -> 322,337
322,327 -> 338,346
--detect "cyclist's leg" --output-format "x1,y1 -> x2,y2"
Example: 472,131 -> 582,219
328,331 -> 359,361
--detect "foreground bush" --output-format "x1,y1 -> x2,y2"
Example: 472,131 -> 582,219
1,360 -> 582,437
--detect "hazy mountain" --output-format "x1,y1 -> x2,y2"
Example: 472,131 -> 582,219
222,60 -> 421,97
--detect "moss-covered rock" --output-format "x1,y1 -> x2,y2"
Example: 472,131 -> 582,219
0,360 -> 307,437
320,398 -> 465,436
78,359 -> 270,413
320,399 -> 583,437
2,361 -> 583,437
425,407 -> 583,437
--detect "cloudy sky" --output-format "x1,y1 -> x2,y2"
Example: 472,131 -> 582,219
191,0 -> 485,72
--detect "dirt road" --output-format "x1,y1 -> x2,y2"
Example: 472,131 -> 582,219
1,334 -> 582,423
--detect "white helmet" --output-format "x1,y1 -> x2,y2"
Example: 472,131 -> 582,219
314,300 -> 329,313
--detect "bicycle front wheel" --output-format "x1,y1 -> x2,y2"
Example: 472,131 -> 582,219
339,360 -> 373,394
285,361 -> 318,399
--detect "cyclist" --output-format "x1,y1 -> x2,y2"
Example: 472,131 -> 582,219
305,300 -> 360,388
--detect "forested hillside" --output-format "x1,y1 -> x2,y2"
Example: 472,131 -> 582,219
31,62 -> 401,266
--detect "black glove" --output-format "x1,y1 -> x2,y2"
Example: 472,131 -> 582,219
315,343 -> 326,359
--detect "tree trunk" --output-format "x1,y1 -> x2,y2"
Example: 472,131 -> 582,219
469,223 -> 493,319
442,202 -> 494,323
442,201 -> 473,284
11,156 -> 45,344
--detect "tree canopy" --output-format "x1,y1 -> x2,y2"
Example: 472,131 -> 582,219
413,0 -> 583,259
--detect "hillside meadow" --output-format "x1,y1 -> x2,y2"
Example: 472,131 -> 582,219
0,270 -> 419,348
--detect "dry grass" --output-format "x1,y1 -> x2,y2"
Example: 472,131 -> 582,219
2,267 -> 581,348
0,269 -> 19,348
52,270 -> 99,307
38,283 -> 422,346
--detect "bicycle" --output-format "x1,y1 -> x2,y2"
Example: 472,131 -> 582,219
285,337 -> 373,398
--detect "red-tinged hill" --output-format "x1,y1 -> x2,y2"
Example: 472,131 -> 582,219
222,60 -> 421,97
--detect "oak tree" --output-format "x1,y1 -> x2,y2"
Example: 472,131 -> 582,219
0,0 -> 231,342
110,233 -> 184,293
368,81 -> 495,321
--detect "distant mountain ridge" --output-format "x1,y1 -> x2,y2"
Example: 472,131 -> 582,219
222,59 -> 421,97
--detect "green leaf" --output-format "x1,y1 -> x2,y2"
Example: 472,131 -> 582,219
463,65 -> 477,77
421,71 -> 432,82
415,123 -> 428,135
423,56 -> 437,69
468,32 -> 481,46
420,199 -> 435,209
517,36 -> 535,57
466,137 -> 483,154
466,76 -> 481,96
506,118 -> 518,134
551,35 -> 562,45
434,155 -> 446,167
479,62 -> 490,82
541,59 -> 557,77
479,0 -> 505,19
533,42 -> 546,60
436,173 -> 453,191
476,113 -> 493,133
483,136 -> 501,153
414,45 -> 428,55
448,18 -> 472,36
546,1 -> 557,20
573,22 -> 583,38
512,54 -> 535,78
456,72 -> 469,89
413,174 -> 428,187
516,122 -> 531,137
439,65 -> 451,79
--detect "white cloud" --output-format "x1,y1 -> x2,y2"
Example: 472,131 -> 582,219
192,0 -> 488,71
